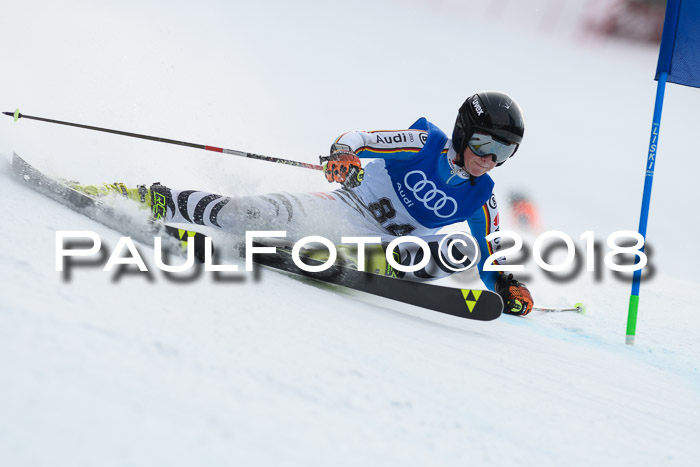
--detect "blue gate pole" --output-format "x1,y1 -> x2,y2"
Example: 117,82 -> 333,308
627,71 -> 668,345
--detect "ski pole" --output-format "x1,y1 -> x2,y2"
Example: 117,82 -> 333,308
533,303 -> 586,314
2,109 -> 324,171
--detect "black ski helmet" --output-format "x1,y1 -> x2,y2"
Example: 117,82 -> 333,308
452,91 -> 525,166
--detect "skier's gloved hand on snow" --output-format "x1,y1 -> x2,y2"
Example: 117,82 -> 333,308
321,143 -> 364,188
495,273 -> 534,316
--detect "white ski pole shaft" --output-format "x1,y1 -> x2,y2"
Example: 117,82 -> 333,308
533,302 -> 586,313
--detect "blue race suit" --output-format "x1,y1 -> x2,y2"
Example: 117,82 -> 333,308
335,118 -> 503,290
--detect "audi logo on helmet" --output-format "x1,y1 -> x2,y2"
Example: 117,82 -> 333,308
404,170 -> 458,218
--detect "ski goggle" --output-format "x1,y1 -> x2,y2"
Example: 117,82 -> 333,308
467,132 -> 518,164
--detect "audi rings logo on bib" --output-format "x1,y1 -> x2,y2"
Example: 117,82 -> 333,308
404,171 -> 458,218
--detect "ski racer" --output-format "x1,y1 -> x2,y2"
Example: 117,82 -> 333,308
73,91 -> 534,316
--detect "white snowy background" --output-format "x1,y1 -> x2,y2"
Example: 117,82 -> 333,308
1,0 -> 699,466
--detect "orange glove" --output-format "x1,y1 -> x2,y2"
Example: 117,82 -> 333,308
321,144 -> 364,188
495,273 -> 534,316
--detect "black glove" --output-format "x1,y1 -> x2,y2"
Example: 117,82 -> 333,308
320,143 -> 364,188
495,273 -> 534,316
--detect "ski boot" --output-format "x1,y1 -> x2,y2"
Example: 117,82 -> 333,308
67,181 -> 149,204
67,181 -> 173,221
68,180 -> 208,261
302,243 -> 402,278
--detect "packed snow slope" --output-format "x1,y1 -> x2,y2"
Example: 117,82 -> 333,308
1,1 -> 699,466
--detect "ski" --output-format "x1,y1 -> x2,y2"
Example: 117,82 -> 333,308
250,244 -> 503,321
11,153 -> 503,321
10,153 -> 206,259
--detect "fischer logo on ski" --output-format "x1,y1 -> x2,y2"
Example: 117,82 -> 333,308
461,289 -> 483,313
